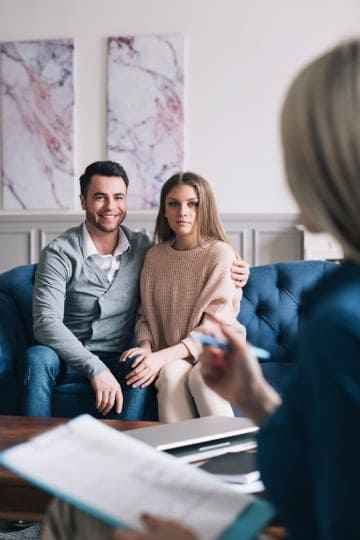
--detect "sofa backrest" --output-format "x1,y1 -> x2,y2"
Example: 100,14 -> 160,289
238,260 -> 336,359
0,260 -> 337,374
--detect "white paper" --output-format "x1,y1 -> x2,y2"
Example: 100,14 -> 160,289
1,415 -> 255,540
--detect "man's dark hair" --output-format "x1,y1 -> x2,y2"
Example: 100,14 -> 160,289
79,161 -> 129,196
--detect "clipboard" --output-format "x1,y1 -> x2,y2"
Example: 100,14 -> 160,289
0,415 -> 274,540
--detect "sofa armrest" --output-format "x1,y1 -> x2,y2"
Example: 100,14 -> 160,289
0,293 -> 29,375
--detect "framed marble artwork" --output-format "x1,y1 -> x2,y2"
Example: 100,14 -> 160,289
107,34 -> 185,209
0,39 -> 74,209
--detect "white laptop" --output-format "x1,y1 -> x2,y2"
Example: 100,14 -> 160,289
125,416 -> 258,463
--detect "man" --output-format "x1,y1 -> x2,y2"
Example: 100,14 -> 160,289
23,161 -> 249,419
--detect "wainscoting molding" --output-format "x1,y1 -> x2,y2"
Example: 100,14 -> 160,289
0,212 -> 303,273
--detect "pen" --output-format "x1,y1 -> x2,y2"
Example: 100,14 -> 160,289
193,332 -> 271,361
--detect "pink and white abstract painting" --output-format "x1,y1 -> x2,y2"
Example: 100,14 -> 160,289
107,35 -> 185,209
0,39 -> 74,209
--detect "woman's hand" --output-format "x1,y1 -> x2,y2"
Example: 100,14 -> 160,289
231,254 -> 250,288
200,323 -> 281,425
124,352 -> 166,388
113,513 -> 198,540
120,347 -> 149,363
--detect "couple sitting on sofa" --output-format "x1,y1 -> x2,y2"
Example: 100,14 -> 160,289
23,160 -> 250,422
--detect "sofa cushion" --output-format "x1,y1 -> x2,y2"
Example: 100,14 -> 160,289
0,375 -> 20,414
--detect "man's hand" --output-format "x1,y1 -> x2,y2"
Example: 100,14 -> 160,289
90,370 -> 123,416
113,513 -> 197,540
231,253 -> 250,288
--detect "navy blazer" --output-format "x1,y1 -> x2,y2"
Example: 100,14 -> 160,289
257,261 -> 360,540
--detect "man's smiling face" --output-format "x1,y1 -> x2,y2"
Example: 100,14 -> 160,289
80,174 -> 127,234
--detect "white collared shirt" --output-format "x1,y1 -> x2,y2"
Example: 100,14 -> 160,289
82,223 -> 130,282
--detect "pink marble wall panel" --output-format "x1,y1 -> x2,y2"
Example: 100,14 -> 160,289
107,35 -> 185,209
0,39 -> 74,209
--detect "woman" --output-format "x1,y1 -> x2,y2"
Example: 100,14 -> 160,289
121,172 -> 244,422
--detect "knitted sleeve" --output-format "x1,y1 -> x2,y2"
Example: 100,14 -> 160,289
135,302 -> 154,347
182,243 -> 244,359
134,251 -> 154,347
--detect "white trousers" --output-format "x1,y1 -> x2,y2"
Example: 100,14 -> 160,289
155,359 -> 234,423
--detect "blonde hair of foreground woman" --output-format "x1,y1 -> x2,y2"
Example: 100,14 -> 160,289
281,38 -> 360,262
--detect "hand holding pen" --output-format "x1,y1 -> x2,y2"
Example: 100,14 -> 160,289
192,332 -> 271,362
197,323 -> 280,424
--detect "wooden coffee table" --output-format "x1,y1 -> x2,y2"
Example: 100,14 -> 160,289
0,415 -> 158,521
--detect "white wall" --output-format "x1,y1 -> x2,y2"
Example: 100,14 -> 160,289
0,0 -> 359,213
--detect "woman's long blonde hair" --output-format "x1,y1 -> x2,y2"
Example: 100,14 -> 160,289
281,39 -> 360,262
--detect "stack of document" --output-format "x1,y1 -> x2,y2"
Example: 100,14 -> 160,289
0,414 -> 273,540
199,450 -> 264,494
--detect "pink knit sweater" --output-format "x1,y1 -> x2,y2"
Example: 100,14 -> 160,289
135,240 -> 243,359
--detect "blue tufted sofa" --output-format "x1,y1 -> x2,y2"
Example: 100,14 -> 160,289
0,260 -> 335,419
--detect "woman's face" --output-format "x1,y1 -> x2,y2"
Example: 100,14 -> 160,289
164,184 -> 199,246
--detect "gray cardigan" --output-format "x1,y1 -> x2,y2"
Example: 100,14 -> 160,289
33,224 -> 151,378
